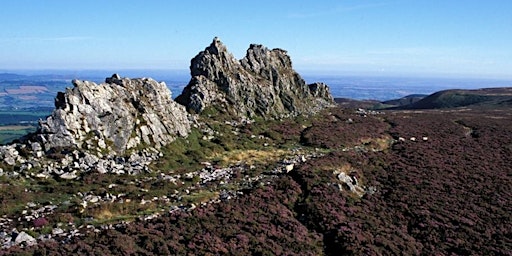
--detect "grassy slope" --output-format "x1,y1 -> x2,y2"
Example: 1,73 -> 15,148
402,87 -> 512,109
2,106 -> 511,255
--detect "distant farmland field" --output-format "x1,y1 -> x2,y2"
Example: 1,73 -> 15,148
0,110 -> 50,144
0,125 -> 36,144
0,111 -> 50,125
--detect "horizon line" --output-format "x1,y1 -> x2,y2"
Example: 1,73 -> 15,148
0,68 -> 511,81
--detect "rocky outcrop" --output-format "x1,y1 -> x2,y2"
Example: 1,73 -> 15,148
34,74 -> 191,153
0,39 -> 336,173
176,37 -> 334,118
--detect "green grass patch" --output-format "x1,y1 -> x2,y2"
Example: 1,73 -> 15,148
181,190 -> 219,204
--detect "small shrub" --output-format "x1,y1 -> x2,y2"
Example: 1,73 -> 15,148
33,217 -> 49,228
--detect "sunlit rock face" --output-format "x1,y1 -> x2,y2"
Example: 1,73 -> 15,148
37,74 -> 191,153
176,37 -> 334,118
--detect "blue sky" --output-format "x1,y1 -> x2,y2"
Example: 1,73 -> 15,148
1,0 -> 511,79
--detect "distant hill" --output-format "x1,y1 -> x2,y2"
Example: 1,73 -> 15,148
390,87 -> 512,109
0,73 -> 27,80
381,94 -> 426,107
334,98 -> 380,109
336,94 -> 426,109
498,98 -> 512,106
0,73 -> 76,81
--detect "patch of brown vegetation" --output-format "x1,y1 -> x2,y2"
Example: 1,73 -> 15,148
211,149 -> 289,166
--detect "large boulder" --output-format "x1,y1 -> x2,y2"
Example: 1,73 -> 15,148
176,37 -> 334,118
35,74 -> 191,154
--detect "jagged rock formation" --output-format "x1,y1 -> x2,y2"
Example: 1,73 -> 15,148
176,37 -> 334,118
1,39 -> 336,172
34,74 -> 191,154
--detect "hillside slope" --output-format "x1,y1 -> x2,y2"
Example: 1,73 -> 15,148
4,106 -> 511,255
399,87 -> 512,109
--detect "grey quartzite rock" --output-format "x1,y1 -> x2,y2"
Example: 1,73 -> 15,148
35,75 -> 191,153
1,39 -> 335,176
176,37 -> 334,119
14,231 -> 36,246
0,145 -> 20,166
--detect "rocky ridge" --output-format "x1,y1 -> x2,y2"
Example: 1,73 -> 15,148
176,37 -> 334,118
0,38 -> 336,250
35,74 -> 191,154
0,38 -> 336,178
0,74 -> 193,185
